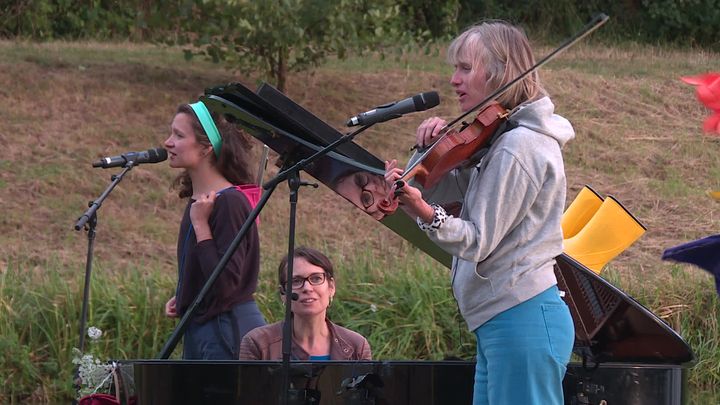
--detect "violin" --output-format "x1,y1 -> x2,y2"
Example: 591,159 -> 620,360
401,102 -> 509,189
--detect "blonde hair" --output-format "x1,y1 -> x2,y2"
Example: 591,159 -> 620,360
447,21 -> 546,109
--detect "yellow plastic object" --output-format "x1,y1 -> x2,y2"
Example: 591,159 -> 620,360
563,196 -> 646,274
707,190 -> 720,201
562,185 -> 604,239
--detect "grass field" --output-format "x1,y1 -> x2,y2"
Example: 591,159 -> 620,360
0,39 -> 718,403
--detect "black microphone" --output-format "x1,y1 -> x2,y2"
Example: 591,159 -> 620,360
92,148 -> 168,169
346,91 -> 440,127
279,286 -> 300,301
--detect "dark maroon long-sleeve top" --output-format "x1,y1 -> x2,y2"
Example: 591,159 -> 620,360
175,187 -> 260,324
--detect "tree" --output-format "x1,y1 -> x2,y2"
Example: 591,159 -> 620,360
170,0 -> 408,93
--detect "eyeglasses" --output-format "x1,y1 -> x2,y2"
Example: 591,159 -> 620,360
290,272 -> 327,289
354,173 -> 374,209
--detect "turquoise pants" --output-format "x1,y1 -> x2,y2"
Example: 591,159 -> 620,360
472,285 -> 574,405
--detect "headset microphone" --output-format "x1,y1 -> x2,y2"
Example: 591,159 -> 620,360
279,286 -> 299,301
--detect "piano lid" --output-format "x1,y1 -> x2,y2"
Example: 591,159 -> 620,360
555,254 -> 694,365
201,82 -> 693,365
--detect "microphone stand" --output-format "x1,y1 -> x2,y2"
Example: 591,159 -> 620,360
156,121 -> 374,405
74,162 -> 137,350
73,161 -> 137,398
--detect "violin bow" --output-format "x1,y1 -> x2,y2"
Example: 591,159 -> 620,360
402,13 -> 609,179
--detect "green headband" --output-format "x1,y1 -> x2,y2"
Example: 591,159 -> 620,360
189,101 -> 222,158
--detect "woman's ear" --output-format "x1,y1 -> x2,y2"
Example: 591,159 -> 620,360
203,146 -> 214,158
278,285 -> 287,303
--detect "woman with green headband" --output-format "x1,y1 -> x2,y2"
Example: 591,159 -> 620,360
163,102 -> 266,359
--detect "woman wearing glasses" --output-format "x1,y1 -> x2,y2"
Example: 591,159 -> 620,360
239,247 -> 372,360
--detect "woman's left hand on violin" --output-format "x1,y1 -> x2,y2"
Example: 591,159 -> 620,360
384,160 -> 434,222
416,117 -> 447,149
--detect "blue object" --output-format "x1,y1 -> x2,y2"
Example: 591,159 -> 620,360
472,285 -> 573,405
662,234 -> 720,296
189,101 -> 223,158
183,301 -> 265,359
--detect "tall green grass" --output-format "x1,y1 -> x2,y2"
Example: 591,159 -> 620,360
0,258 -> 178,403
1,254 -> 718,403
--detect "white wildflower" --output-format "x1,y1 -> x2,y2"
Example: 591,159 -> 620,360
72,349 -> 114,397
87,326 -> 102,341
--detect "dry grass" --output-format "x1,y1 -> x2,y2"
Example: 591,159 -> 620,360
2,40 -> 718,283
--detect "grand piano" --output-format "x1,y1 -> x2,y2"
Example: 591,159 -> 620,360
128,83 -> 694,405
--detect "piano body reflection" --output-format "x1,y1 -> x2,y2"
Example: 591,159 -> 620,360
132,359 -> 687,404
130,83 -> 694,404
134,360 -> 473,404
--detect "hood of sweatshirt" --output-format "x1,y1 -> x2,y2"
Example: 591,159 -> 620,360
509,97 -> 575,148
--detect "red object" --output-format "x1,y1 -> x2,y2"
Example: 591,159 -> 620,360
377,193 -> 400,216
235,184 -> 261,224
680,72 -> 720,135
78,394 -> 120,405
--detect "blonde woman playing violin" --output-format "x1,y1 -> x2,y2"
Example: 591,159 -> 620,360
385,21 -> 575,405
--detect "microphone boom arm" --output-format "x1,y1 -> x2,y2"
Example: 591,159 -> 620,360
75,161 -> 136,231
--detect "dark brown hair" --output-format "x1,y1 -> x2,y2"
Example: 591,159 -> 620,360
277,246 -> 335,286
172,104 -> 256,198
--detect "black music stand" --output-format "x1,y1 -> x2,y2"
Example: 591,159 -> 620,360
210,83 -> 451,267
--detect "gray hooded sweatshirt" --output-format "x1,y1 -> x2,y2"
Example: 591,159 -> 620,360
417,96 -> 575,332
